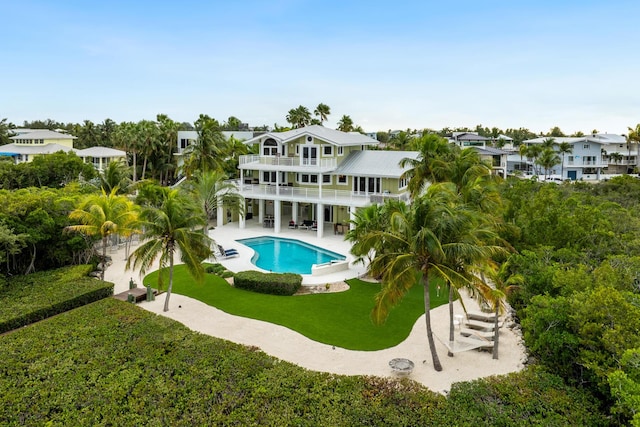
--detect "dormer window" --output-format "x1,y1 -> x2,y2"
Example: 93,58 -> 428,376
323,145 -> 333,156
263,138 -> 278,156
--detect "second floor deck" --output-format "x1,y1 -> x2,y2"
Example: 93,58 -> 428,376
238,154 -> 337,172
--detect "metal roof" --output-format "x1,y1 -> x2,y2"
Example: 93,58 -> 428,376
332,150 -> 419,178
76,147 -> 126,157
9,129 -> 76,140
0,143 -> 75,155
243,125 -> 379,147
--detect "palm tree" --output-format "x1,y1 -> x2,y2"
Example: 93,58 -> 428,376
484,260 -> 523,359
357,184 -> 476,371
399,134 -> 453,199
346,201 -> 397,269
537,148 -> 561,179
526,144 -> 543,176
67,188 -> 140,280
556,142 -> 573,179
286,106 -> 312,129
518,143 -> 529,174
113,121 -> 141,183
157,114 -> 180,185
337,115 -> 354,132
313,103 -> 331,125
94,159 -> 132,194
182,114 -> 226,177
126,187 -> 213,312
186,170 -> 245,234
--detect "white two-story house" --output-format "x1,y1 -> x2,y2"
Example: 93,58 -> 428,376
226,125 -> 417,238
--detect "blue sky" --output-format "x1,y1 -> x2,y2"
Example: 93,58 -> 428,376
2,0 -> 639,134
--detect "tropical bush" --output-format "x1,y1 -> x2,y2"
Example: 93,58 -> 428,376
233,270 -> 302,296
0,265 -> 113,333
0,299 -> 610,425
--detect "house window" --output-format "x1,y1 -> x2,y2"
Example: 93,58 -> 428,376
298,173 -> 319,184
399,177 -> 408,189
583,144 -> 590,149
338,147 -> 343,155
180,139 -> 189,149
263,171 -> 285,184
323,174 -> 331,184
263,138 -> 278,156
338,175 -> 347,184
323,145 -> 333,156
295,145 -> 299,154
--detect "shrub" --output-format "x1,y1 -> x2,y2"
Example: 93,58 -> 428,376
0,265 -> 113,333
233,270 -> 302,296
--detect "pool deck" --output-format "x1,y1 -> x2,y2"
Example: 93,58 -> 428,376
209,218 -> 367,285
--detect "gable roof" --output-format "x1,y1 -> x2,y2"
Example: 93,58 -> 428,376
242,125 -> 378,147
76,147 -> 127,158
0,143 -> 75,155
9,129 -> 76,140
332,150 -> 419,178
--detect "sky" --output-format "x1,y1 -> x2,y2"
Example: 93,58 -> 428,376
2,0 -> 639,135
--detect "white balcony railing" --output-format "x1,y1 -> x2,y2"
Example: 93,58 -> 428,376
229,181 -> 409,207
238,154 -> 337,170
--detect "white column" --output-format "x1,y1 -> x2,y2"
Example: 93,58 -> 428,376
274,200 -> 281,234
217,201 -> 224,228
239,198 -> 246,229
349,206 -> 356,230
258,199 -> 265,224
292,201 -> 298,223
316,203 -> 324,238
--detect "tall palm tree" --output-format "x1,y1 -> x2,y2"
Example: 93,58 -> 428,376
67,188 -> 140,280
518,143 -> 529,174
126,187 -> 213,312
357,184 -> 474,371
537,148 -> 561,179
182,114 -> 226,177
186,170 -> 245,234
286,106 -> 312,129
313,103 -> 331,125
157,114 -> 180,185
113,121 -> 141,183
557,142 -> 573,179
337,115 -> 354,132
483,260 -> 523,359
94,159 -> 132,195
347,201 -> 397,269
526,144 -> 543,176
399,134 -> 453,199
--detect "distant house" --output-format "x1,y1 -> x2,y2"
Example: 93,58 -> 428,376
448,132 -> 492,148
1,129 -> 125,171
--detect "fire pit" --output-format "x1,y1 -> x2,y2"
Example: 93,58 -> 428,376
389,358 -> 414,375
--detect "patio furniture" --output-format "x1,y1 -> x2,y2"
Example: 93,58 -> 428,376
466,310 -> 499,322
460,327 -> 496,340
218,245 -> 239,258
300,220 -> 314,230
389,358 -> 414,375
288,220 -> 298,229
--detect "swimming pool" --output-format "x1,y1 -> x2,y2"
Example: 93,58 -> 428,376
237,236 -> 346,274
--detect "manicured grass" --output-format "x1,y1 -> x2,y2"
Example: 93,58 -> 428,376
144,266 -> 450,351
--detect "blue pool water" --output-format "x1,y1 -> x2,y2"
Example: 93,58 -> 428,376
237,236 -> 346,274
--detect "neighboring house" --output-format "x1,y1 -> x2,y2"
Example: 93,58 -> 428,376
592,133 -> 637,174
0,129 -> 125,171
518,135 -> 614,180
75,146 -> 127,172
175,130 -> 256,172
447,132 -> 508,177
227,125 -> 416,238
449,132 -> 492,148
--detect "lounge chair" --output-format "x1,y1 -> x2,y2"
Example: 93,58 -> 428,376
300,220 -> 314,230
218,245 -> 239,258
288,220 -> 298,229
460,327 -> 496,341
310,221 -> 318,231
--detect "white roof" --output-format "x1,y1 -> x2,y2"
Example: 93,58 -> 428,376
76,147 -> 126,158
243,125 -> 379,147
0,143 -> 75,155
332,150 -> 419,178
524,133 -> 626,145
9,129 -> 76,140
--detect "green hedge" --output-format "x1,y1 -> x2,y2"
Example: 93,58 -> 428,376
0,299 -> 610,425
0,265 -> 113,334
233,270 -> 302,296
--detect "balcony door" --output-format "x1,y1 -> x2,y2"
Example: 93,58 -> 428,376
301,145 -> 318,166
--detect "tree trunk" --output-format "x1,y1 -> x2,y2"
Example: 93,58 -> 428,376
492,305 -> 500,360
163,254 -> 174,312
423,270 -> 442,371
101,235 -> 108,280
24,243 -> 36,275
448,282 -> 454,357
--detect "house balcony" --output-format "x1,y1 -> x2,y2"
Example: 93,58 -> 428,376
238,154 -> 337,173
566,160 -> 608,168
230,181 -> 410,207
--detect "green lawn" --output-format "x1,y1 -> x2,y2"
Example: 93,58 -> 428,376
144,267 -> 449,351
